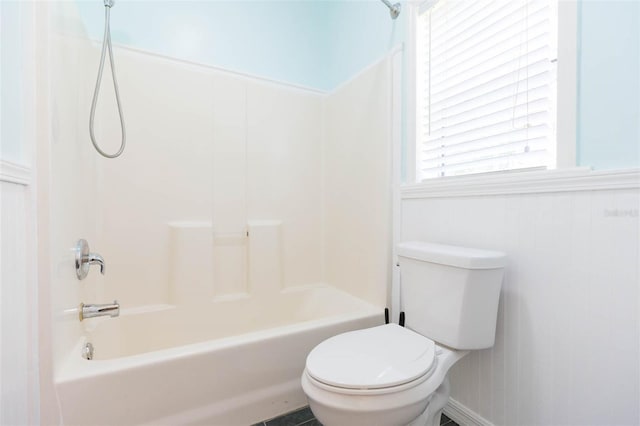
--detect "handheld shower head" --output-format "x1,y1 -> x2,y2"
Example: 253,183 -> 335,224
90,0 -> 127,158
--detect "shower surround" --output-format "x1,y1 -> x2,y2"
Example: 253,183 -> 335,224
45,7 -> 393,422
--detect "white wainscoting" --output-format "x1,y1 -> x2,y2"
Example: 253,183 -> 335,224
0,168 -> 37,425
399,170 -> 640,426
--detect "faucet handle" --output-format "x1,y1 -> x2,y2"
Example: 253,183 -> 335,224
75,239 -> 106,280
87,253 -> 106,275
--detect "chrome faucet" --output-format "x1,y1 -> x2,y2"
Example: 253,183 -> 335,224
75,239 -> 106,279
79,300 -> 119,321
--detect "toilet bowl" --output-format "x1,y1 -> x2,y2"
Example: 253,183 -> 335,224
301,324 -> 468,426
301,242 -> 506,426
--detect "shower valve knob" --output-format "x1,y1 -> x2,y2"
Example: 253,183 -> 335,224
75,239 -> 106,280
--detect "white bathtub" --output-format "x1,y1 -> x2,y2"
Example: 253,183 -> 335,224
55,285 -> 382,425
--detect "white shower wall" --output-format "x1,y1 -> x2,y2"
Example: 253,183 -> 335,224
88,46 -> 391,310
47,32 -> 100,375
323,59 -> 392,307
90,47 -> 324,306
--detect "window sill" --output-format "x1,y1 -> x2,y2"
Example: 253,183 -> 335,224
400,167 -> 640,199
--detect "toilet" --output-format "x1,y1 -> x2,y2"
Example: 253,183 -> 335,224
301,241 -> 506,426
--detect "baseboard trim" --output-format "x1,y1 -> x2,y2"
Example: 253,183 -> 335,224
444,398 -> 494,426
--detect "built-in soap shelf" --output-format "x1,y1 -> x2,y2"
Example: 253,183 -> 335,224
167,220 -> 283,305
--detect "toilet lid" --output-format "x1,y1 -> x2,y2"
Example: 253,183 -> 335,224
306,324 -> 436,390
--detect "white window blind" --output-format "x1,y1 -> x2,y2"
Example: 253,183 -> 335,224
416,0 -> 557,180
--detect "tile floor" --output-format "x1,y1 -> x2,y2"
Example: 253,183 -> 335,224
252,406 -> 459,426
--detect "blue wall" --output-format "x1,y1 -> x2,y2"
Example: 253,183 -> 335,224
76,0 -> 639,170
77,0 -> 332,90
323,0 -> 404,89
577,0 -> 640,169
76,0 -> 403,92
1,1 -> 25,164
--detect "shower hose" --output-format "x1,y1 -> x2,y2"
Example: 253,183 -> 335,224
89,0 -> 126,158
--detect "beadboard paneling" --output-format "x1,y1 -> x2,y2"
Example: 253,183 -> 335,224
400,184 -> 640,426
0,180 -> 31,425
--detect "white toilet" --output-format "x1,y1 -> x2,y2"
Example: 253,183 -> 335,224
301,241 -> 506,426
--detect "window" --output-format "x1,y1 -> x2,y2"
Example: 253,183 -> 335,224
413,0 -> 559,180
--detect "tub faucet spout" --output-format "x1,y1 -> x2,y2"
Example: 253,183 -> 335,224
79,301 -> 119,321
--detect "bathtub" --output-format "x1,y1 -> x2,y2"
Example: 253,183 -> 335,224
55,285 -> 382,425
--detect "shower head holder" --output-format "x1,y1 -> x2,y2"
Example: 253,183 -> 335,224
380,0 -> 401,19
388,2 -> 401,19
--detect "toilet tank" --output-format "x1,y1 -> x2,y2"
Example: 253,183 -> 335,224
397,241 -> 506,350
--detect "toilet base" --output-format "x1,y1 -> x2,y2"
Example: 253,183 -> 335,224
407,376 -> 450,426
308,397 -> 429,426
306,374 -> 452,426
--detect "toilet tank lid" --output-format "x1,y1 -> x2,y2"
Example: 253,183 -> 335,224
397,241 -> 506,270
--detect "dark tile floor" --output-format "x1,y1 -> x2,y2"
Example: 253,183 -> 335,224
252,406 -> 458,426
440,413 -> 457,426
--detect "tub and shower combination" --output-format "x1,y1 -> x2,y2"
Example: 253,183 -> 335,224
51,1 -> 392,424
56,286 -> 381,425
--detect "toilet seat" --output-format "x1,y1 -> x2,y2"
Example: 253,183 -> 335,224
306,324 -> 436,392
